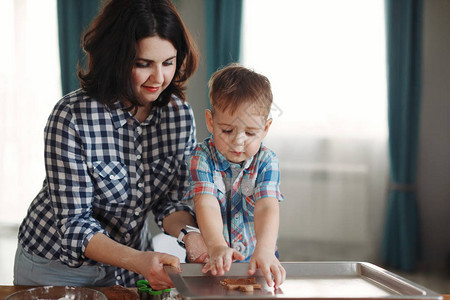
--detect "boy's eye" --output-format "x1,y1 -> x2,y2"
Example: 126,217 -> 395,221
246,132 -> 256,136
221,129 -> 232,134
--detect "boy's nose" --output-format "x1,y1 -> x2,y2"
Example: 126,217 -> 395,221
232,132 -> 246,145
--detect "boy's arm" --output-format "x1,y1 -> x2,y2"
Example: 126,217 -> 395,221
249,196 -> 286,288
254,197 -> 279,250
194,193 -> 226,249
194,193 -> 244,275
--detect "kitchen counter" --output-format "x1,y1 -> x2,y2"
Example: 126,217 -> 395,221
1,286 -> 448,300
0,285 -> 139,299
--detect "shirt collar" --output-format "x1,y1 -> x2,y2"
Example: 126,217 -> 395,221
145,106 -> 161,126
108,101 -> 161,129
108,101 -> 130,129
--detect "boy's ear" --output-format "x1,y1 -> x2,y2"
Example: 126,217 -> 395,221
262,118 -> 272,138
205,109 -> 214,134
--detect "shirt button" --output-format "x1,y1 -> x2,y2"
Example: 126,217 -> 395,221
138,182 -> 144,188
134,211 -> 140,216
233,242 -> 245,253
235,214 -> 239,219
125,233 -> 131,240
136,127 -> 142,134
136,154 -> 142,160
116,275 -> 121,280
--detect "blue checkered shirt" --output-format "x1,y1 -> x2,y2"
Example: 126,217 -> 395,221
18,89 -> 196,287
184,137 -> 284,261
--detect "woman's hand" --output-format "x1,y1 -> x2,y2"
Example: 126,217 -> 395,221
85,233 -> 181,290
202,245 -> 245,276
248,247 -> 285,289
134,251 -> 181,291
184,232 -> 209,263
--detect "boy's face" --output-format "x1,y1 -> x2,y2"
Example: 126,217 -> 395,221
206,103 -> 272,164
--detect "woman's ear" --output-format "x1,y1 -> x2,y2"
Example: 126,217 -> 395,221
205,109 -> 214,134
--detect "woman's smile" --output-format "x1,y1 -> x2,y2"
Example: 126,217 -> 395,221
143,86 -> 161,93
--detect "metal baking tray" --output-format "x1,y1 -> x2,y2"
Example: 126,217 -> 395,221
165,262 -> 443,300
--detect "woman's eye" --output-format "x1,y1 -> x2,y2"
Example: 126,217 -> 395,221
135,62 -> 149,68
222,129 -> 232,134
163,60 -> 175,66
246,132 -> 256,136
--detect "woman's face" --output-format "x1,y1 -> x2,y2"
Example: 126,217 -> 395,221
131,36 -> 177,107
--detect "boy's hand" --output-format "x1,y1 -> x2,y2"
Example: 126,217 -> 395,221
202,245 -> 245,275
248,247 -> 286,289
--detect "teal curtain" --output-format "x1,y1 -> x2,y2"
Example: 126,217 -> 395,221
57,0 -> 101,95
205,0 -> 243,80
382,0 -> 423,271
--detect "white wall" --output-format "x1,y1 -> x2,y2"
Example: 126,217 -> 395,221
174,0 -> 209,142
417,0 -> 450,271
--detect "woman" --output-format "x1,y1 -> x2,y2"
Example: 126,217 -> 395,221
14,0 -> 207,289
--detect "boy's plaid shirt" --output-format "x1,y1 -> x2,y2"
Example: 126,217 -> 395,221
184,136 -> 284,261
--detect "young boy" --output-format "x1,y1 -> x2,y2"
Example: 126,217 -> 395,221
184,63 -> 285,288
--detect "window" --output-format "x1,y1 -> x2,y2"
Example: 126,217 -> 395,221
0,0 -> 61,224
242,0 -> 388,261
243,0 -> 387,139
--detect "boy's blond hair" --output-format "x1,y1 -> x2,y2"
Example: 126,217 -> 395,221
208,63 -> 273,118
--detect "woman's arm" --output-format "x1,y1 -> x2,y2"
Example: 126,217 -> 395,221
44,98 -> 111,267
162,210 -> 208,263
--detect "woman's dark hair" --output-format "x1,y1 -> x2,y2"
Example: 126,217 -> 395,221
78,0 -> 199,109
